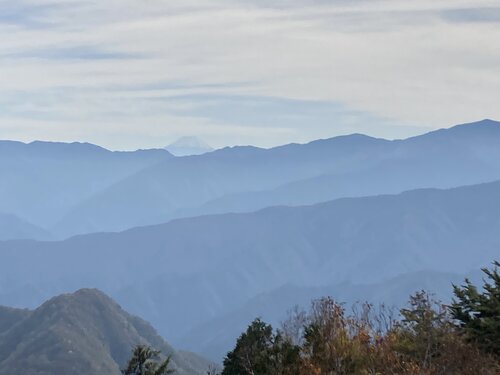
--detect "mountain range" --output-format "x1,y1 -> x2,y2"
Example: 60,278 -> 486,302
1,179 -> 499,359
2,119 -> 500,239
53,119 -> 500,237
0,213 -> 51,241
1,119 -> 500,361
0,289 -> 210,375
0,140 -> 172,234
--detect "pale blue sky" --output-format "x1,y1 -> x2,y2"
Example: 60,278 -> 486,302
0,0 -> 499,149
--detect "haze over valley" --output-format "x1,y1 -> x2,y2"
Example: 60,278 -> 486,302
1,1 -> 499,373
1,120 -> 500,362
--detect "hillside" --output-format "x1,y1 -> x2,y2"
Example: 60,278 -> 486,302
1,120 -> 500,239
0,140 -> 172,233
0,213 -> 51,241
181,119 -> 500,217
1,180 -> 499,356
54,119 -> 500,237
54,132 -> 390,237
0,289 -> 209,375
0,306 -> 30,334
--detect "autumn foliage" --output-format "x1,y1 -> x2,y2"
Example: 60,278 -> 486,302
221,262 -> 500,375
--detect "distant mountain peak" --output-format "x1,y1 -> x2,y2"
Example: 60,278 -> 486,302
453,118 -> 500,129
45,287 -> 113,308
476,118 -> 499,124
165,136 -> 214,156
405,118 -> 500,143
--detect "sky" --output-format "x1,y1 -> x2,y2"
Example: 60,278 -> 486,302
0,0 -> 499,150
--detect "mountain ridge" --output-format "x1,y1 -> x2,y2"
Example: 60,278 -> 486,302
0,139 -> 174,229
1,179 -> 499,350
1,119 -> 499,238
0,213 -> 51,241
0,288 -> 210,375
53,119 -> 500,237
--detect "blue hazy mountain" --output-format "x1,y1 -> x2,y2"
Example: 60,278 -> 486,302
54,119 -> 500,237
54,133 -> 390,237
179,119 -> 500,216
0,140 -> 172,231
0,213 -> 51,241
0,180 -> 499,358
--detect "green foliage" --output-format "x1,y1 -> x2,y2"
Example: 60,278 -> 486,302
395,291 -> 453,370
221,319 -> 300,375
451,261 -> 500,356
122,345 -> 174,375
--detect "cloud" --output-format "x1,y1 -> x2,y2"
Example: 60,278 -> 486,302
1,45 -> 143,60
441,7 -> 500,24
0,0 -> 499,149
0,1 -> 62,28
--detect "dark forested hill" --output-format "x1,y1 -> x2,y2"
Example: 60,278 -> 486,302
0,306 -> 30,334
0,289 -> 210,375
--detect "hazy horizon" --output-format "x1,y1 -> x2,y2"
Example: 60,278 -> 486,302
0,118 -> 497,152
1,1 -> 500,150
0,2 -> 499,373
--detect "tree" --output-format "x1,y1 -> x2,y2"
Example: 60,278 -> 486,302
220,265 -> 500,375
301,297 -> 371,375
392,291 -> 457,373
222,319 -> 275,375
222,318 -> 300,375
122,345 -> 174,375
451,261 -> 500,356
206,364 -> 222,375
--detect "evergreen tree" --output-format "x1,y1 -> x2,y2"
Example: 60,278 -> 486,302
222,318 -> 300,375
451,261 -> 500,356
122,345 -> 174,375
395,291 -> 453,371
222,319 -> 274,375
